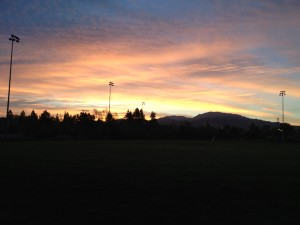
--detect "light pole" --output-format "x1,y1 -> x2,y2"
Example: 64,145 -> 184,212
108,82 -> 114,113
279,90 -> 286,123
142,102 -> 145,110
7,34 -> 20,118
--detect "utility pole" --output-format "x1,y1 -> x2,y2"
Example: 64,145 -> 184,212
108,82 -> 114,113
279,90 -> 286,123
7,34 -> 20,117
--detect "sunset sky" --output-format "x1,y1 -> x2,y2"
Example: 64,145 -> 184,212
1,0 -> 300,124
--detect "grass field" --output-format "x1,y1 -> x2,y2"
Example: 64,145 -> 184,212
1,140 -> 300,225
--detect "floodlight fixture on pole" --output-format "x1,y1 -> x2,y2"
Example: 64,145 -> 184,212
7,34 -> 20,118
108,82 -> 114,113
279,90 -> 286,123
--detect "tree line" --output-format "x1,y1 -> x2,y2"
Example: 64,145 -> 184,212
0,109 -> 299,141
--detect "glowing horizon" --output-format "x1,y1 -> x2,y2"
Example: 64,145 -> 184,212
1,1 -> 300,124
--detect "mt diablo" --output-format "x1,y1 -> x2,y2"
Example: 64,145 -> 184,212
158,112 -> 278,129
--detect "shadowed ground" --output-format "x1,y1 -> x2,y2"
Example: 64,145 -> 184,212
1,140 -> 299,225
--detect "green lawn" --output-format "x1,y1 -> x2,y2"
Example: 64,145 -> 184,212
1,140 -> 300,225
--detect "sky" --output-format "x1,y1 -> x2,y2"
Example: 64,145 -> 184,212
0,0 -> 300,124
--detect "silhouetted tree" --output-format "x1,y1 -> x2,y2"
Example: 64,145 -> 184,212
125,110 -> 133,120
133,108 -> 141,120
112,112 -> 118,120
93,109 -> 107,121
40,110 -> 51,121
7,110 -> 14,120
150,111 -> 156,121
30,110 -> 38,121
6,110 -> 15,132
54,113 -> 60,123
38,110 -> 56,137
2,108 -> 299,141
17,110 -> 27,134
79,111 -> 95,123
106,112 -> 114,122
140,109 -> 145,120
27,110 -> 38,137
61,112 -> 77,136
63,112 -> 71,122
20,110 -> 26,118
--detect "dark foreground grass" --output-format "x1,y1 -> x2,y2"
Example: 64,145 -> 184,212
1,140 -> 300,225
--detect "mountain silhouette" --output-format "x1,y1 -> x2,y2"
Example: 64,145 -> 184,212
158,112 -> 277,129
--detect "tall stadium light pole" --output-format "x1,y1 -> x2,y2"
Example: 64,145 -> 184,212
7,34 -> 20,118
142,102 -> 145,110
108,82 -> 114,113
279,90 -> 286,123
